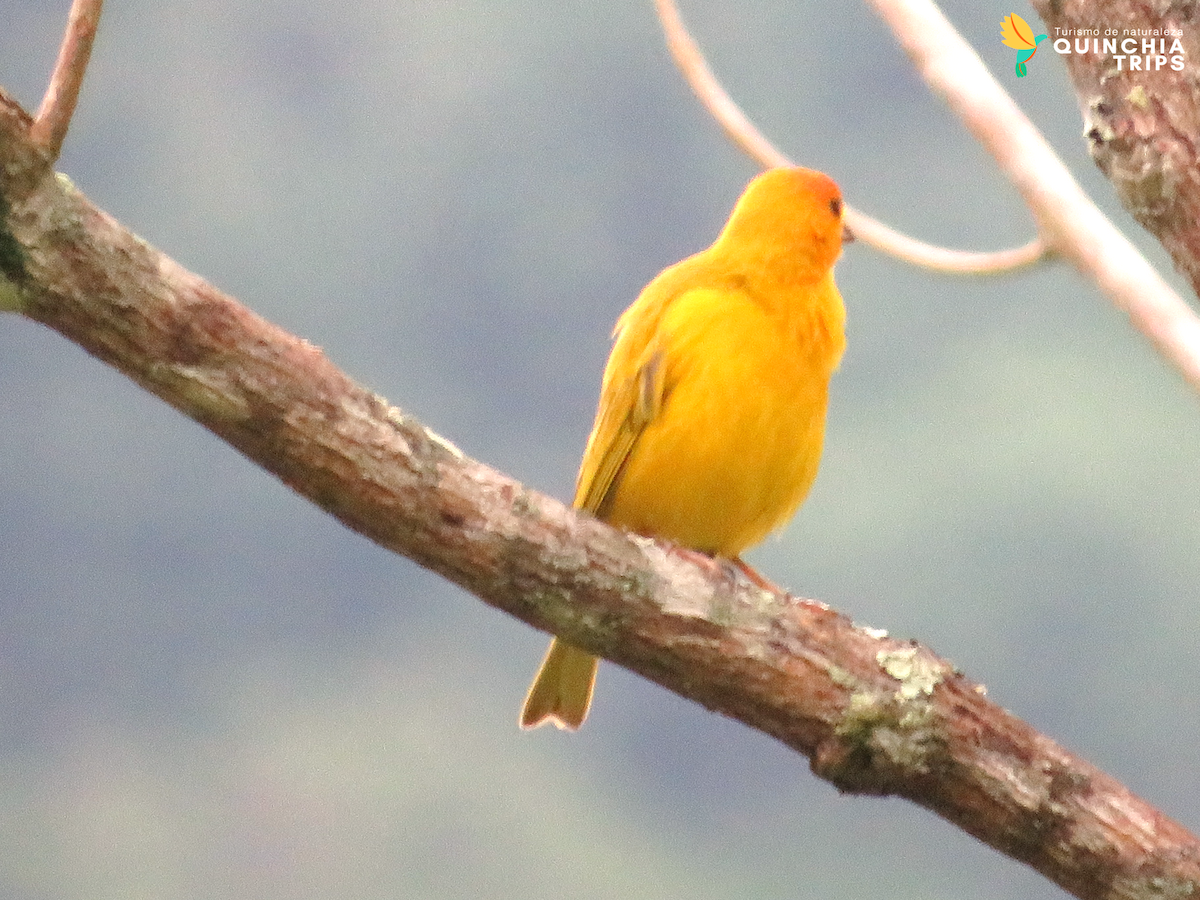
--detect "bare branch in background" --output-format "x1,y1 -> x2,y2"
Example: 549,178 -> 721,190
30,0 -> 104,159
866,0 -> 1200,392
657,0 -> 1200,393
654,0 -> 1048,274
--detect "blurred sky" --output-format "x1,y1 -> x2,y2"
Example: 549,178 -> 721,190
2,1 -> 1199,898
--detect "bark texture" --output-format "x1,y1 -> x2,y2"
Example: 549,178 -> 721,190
1035,0 -> 1200,296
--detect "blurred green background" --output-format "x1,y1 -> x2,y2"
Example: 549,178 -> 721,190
2,1 -> 1198,897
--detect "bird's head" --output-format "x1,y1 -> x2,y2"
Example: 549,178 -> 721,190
714,167 -> 847,281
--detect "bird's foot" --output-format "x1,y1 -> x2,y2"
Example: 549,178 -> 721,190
660,546 -> 784,595
729,557 -> 783,593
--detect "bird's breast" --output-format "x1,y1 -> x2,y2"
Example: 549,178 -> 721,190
603,283 -> 843,556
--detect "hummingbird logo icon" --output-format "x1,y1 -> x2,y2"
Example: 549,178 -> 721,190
1001,13 -> 1048,77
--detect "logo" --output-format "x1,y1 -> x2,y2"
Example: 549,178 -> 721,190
1052,30 -> 1184,73
1001,12 -> 1186,77
1001,13 -> 1048,77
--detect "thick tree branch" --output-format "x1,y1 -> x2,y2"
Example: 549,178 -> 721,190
2,85 -> 1199,900
1033,0 -> 1200,300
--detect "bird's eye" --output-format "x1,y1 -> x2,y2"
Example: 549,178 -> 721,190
829,197 -> 842,217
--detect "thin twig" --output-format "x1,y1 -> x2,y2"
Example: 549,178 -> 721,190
653,0 -> 1046,275
868,0 -> 1200,392
31,0 -> 104,159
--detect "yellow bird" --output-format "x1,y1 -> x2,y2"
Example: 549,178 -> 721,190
521,167 -> 848,730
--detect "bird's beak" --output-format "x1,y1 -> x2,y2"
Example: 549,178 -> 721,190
841,223 -> 855,244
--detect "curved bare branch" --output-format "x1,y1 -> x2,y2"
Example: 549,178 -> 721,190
654,0 -> 1048,275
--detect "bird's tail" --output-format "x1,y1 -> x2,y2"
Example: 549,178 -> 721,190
520,639 -> 599,731
1016,61 -> 1028,77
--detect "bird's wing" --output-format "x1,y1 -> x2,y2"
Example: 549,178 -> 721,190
573,302 -> 671,518
1000,14 -> 1038,50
